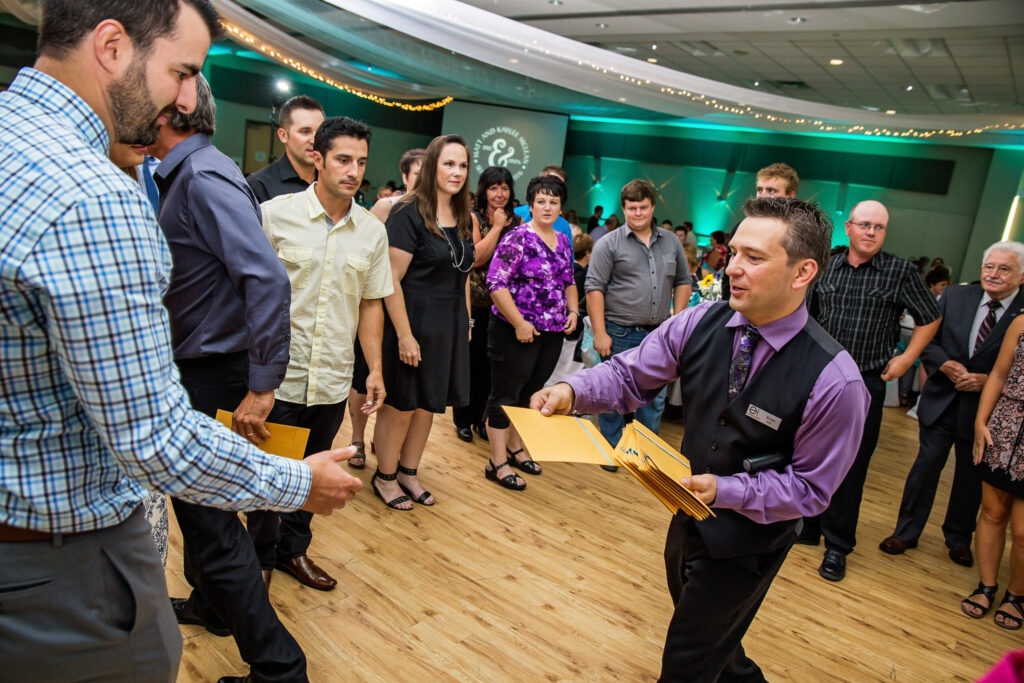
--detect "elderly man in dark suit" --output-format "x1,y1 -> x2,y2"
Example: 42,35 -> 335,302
881,241 -> 1024,567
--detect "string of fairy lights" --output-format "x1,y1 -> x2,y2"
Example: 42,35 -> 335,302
221,12 -> 1022,138
219,21 -> 453,112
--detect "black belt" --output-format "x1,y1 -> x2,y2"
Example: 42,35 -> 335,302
622,323 -> 659,333
0,521 -> 85,543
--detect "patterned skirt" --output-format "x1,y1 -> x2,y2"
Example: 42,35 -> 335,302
982,394 -> 1024,498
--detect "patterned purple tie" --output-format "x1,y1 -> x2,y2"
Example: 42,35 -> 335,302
974,300 -> 1001,353
729,325 -> 761,400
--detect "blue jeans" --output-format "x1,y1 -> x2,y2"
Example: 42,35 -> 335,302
597,320 -> 667,447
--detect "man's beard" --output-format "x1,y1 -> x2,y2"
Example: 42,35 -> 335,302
108,58 -> 161,147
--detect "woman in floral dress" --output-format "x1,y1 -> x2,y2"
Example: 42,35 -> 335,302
965,314 -> 1024,629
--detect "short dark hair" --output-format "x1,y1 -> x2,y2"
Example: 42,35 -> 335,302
674,224 -> 688,234
39,0 -> 221,58
526,174 -> 567,206
279,95 -> 324,131
541,164 -> 567,182
594,205 -> 604,212
710,230 -> 726,245
621,179 -> 656,207
573,233 -> 594,260
312,116 -> 371,157
925,265 -> 951,287
166,72 -> 214,135
742,197 -> 832,284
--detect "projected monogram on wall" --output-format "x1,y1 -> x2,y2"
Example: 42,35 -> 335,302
472,126 -> 531,180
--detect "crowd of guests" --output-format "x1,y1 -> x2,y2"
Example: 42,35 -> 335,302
3,2 -> 1023,681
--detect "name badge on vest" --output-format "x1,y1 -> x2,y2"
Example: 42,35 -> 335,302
746,404 -> 782,431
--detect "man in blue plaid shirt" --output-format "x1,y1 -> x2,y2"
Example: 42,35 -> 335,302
0,2 -> 362,680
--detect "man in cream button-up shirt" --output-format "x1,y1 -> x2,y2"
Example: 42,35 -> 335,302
253,117 -> 392,591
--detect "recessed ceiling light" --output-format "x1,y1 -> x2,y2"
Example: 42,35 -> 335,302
753,80 -> 760,86
885,109 -> 896,115
509,58 -> 519,63
788,16 -> 807,24
647,57 -> 658,63
651,43 -> 657,50
596,22 -> 609,28
275,79 -> 291,93
905,85 -> 914,91
829,58 -> 844,66
618,97 -> 628,102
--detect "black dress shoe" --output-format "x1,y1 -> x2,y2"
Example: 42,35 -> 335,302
879,535 -> 917,555
949,545 -> 974,567
456,426 -> 473,442
818,548 -> 846,582
170,597 -> 231,637
473,423 -> 489,442
217,676 -> 251,683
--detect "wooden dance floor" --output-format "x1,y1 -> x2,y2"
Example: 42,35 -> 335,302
168,406 -> 1020,681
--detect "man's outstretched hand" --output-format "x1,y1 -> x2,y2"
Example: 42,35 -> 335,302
301,447 -> 363,514
530,383 -> 576,416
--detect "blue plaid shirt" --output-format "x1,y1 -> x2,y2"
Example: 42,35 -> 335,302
0,68 -> 311,533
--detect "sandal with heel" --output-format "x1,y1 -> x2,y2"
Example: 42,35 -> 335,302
396,465 -> 435,506
348,441 -> 366,469
961,582 -> 999,619
506,447 -> 542,475
371,469 -> 412,511
995,590 -> 1024,630
485,459 -> 526,491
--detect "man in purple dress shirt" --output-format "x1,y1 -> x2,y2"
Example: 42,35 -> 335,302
532,197 -> 868,682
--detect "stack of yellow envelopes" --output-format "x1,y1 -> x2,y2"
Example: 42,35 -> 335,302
503,407 -> 713,520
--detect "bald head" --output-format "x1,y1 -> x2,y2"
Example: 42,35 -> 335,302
845,200 -> 890,262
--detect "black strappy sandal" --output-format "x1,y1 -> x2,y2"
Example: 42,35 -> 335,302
506,447 -> 542,475
961,582 -> 999,619
348,441 -> 366,469
485,458 -> 526,491
995,590 -> 1024,630
371,469 -> 412,511
397,465 -> 435,506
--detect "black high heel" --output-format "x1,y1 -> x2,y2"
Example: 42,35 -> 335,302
396,465 -> 435,506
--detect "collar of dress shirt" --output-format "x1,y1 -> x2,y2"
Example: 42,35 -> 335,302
981,287 -> 1020,310
154,133 -> 211,180
306,182 -> 352,227
840,248 -> 885,271
725,302 -> 809,353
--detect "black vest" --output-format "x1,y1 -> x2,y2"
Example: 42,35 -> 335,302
678,302 -> 843,558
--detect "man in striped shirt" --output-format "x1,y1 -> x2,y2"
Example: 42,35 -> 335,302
806,199 -> 942,582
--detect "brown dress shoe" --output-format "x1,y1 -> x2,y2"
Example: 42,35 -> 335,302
949,545 -> 974,567
261,569 -> 273,592
276,554 -> 337,591
879,535 -> 918,555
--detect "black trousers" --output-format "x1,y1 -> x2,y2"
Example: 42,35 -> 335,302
661,514 -> 790,683
813,370 -> 884,554
248,399 -> 346,562
175,352 -> 306,682
892,401 -> 982,547
485,316 -> 564,430
453,305 -> 492,429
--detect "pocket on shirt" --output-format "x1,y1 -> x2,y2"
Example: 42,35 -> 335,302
278,247 -> 314,289
342,255 -> 370,296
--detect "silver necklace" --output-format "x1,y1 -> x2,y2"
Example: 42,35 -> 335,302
438,218 -> 472,273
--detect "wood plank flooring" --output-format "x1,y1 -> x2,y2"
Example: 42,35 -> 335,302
167,405 -> 1021,682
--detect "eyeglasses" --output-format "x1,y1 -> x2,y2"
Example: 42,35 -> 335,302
848,220 -> 887,233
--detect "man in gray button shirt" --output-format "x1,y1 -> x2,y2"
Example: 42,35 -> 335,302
586,179 -> 690,467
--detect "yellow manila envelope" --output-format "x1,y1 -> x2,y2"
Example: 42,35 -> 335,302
614,423 -> 713,520
503,406 -> 617,467
215,410 -> 309,460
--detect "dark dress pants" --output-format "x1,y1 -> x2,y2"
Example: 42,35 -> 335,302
247,399 -> 346,562
805,370 -> 883,555
892,401 -> 982,547
453,305 -> 491,430
661,514 -> 791,683
175,352 -> 307,683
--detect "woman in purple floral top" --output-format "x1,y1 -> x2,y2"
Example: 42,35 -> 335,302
483,175 -> 578,490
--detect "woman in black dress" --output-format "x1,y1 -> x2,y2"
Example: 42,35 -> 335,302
371,135 -> 475,510
452,166 -> 521,443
